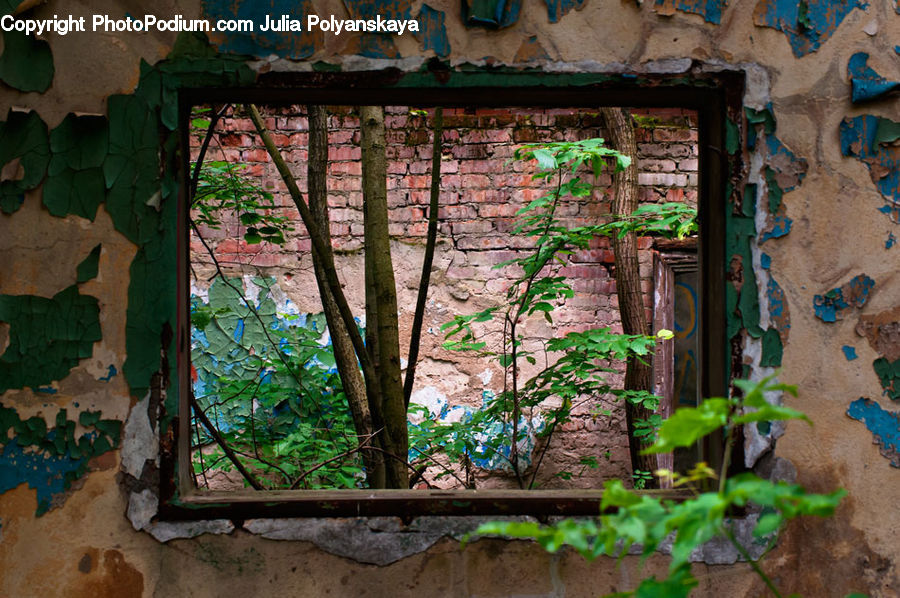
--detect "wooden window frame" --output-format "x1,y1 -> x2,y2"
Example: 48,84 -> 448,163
159,70 -> 738,520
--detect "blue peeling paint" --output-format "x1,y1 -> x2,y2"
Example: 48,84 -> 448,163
753,0 -> 867,58
813,274 -> 875,323
415,4 -> 450,57
0,439 -> 88,515
760,253 -> 772,269
463,0 -> 522,28
842,345 -> 858,361
847,397 -> 900,467
655,0 -> 726,24
766,275 -> 790,334
201,0 -> 317,60
98,364 -> 117,382
888,232 -> 897,249
546,0 -> 588,23
848,53 -> 900,104
35,386 -> 57,394
840,115 -> 900,219
759,214 -> 792,243
342,0 -> 412,58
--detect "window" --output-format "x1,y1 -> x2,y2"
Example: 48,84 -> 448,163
162,75 -> 734,518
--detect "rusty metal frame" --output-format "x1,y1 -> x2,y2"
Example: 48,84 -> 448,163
161,68 -> 741,519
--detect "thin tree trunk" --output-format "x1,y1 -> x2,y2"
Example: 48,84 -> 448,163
307,105 -> 385,488
403,107 -> 443,408
601,107 -> 659,486
360,105 -> 408,489
246,105 -> 380,402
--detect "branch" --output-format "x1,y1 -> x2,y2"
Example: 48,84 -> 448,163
404,107 -> 443,407
189,391 -> 264,490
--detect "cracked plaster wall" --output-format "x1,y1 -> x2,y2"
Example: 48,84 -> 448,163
1,0 -> 899,596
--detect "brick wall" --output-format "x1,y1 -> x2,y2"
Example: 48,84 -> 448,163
190,105 -> 698,489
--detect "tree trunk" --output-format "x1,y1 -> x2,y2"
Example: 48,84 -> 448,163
601,107 -> 659,486
360,105 -> 408,489
307,105 -> 385,488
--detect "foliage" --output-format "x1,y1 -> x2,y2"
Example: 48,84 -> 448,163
190,109 -> 293,246
474,374 -> 847,598
438,138 -> 697,487
191,293 -> 365,489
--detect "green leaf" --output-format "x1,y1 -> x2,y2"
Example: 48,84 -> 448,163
531,148 -> 557,170
643,398 -> 729,453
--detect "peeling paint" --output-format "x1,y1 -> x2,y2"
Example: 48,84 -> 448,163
414,4 -> 450,57
463,0 -> 522,28
341,0 -> 411,58
514,36 -> 551,63
873,357 -> 900,401
848,52 -> 900,104
654,0 -> 727,24
856,305 -> 900,362
841,115 -> 900,222
546,0 -> 587,23
0,109 -> 49,215
812,274 -> 875,323
842,345 -> 858,361
202,0 -> 319,60
0,284 -> 101,393
44,114 -> 108,221
0,407 -> 122,515
766,274 -> 790,335
0,29 -> 54,93
847,397 -> 900,467
752,0 -> 866,58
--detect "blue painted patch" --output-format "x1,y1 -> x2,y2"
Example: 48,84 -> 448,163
813,274 -> 875,323
888,232 -> 897,249
414,4 -> 449,57
840,115 -> 900,218
655,0 -> 726,24
201,0 -> 318,59
340,0 -> 413,58
753,0 -> 867,58
35,386 -> 57,394
760,253 -> 772,269
98,364 -> 117,382
0,439 -> 88,515
848,53 -> 900,104
463,0 -> 522,28
759,214 -> 792,243
546,0 -> 588,23
766,275 -> 790,334
842,345 -> 858,361
847,397 -> 900,467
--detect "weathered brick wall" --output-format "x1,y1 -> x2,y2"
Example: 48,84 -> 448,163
190,105 -> 698,488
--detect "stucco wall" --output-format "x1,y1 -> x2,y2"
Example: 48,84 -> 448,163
1,0 -> 899,596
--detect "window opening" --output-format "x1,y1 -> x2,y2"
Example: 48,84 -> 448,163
167,81 -> 732,518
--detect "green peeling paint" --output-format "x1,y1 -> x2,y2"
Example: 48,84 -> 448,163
0,284 -> 101,393
0,109 -> 49,214
760,327 -> 783,367
44,115 -> 109,220
76,244 -> 101,283
0,30 -> 54,93
0,406 -> 121,515
874,357 -> 900,402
